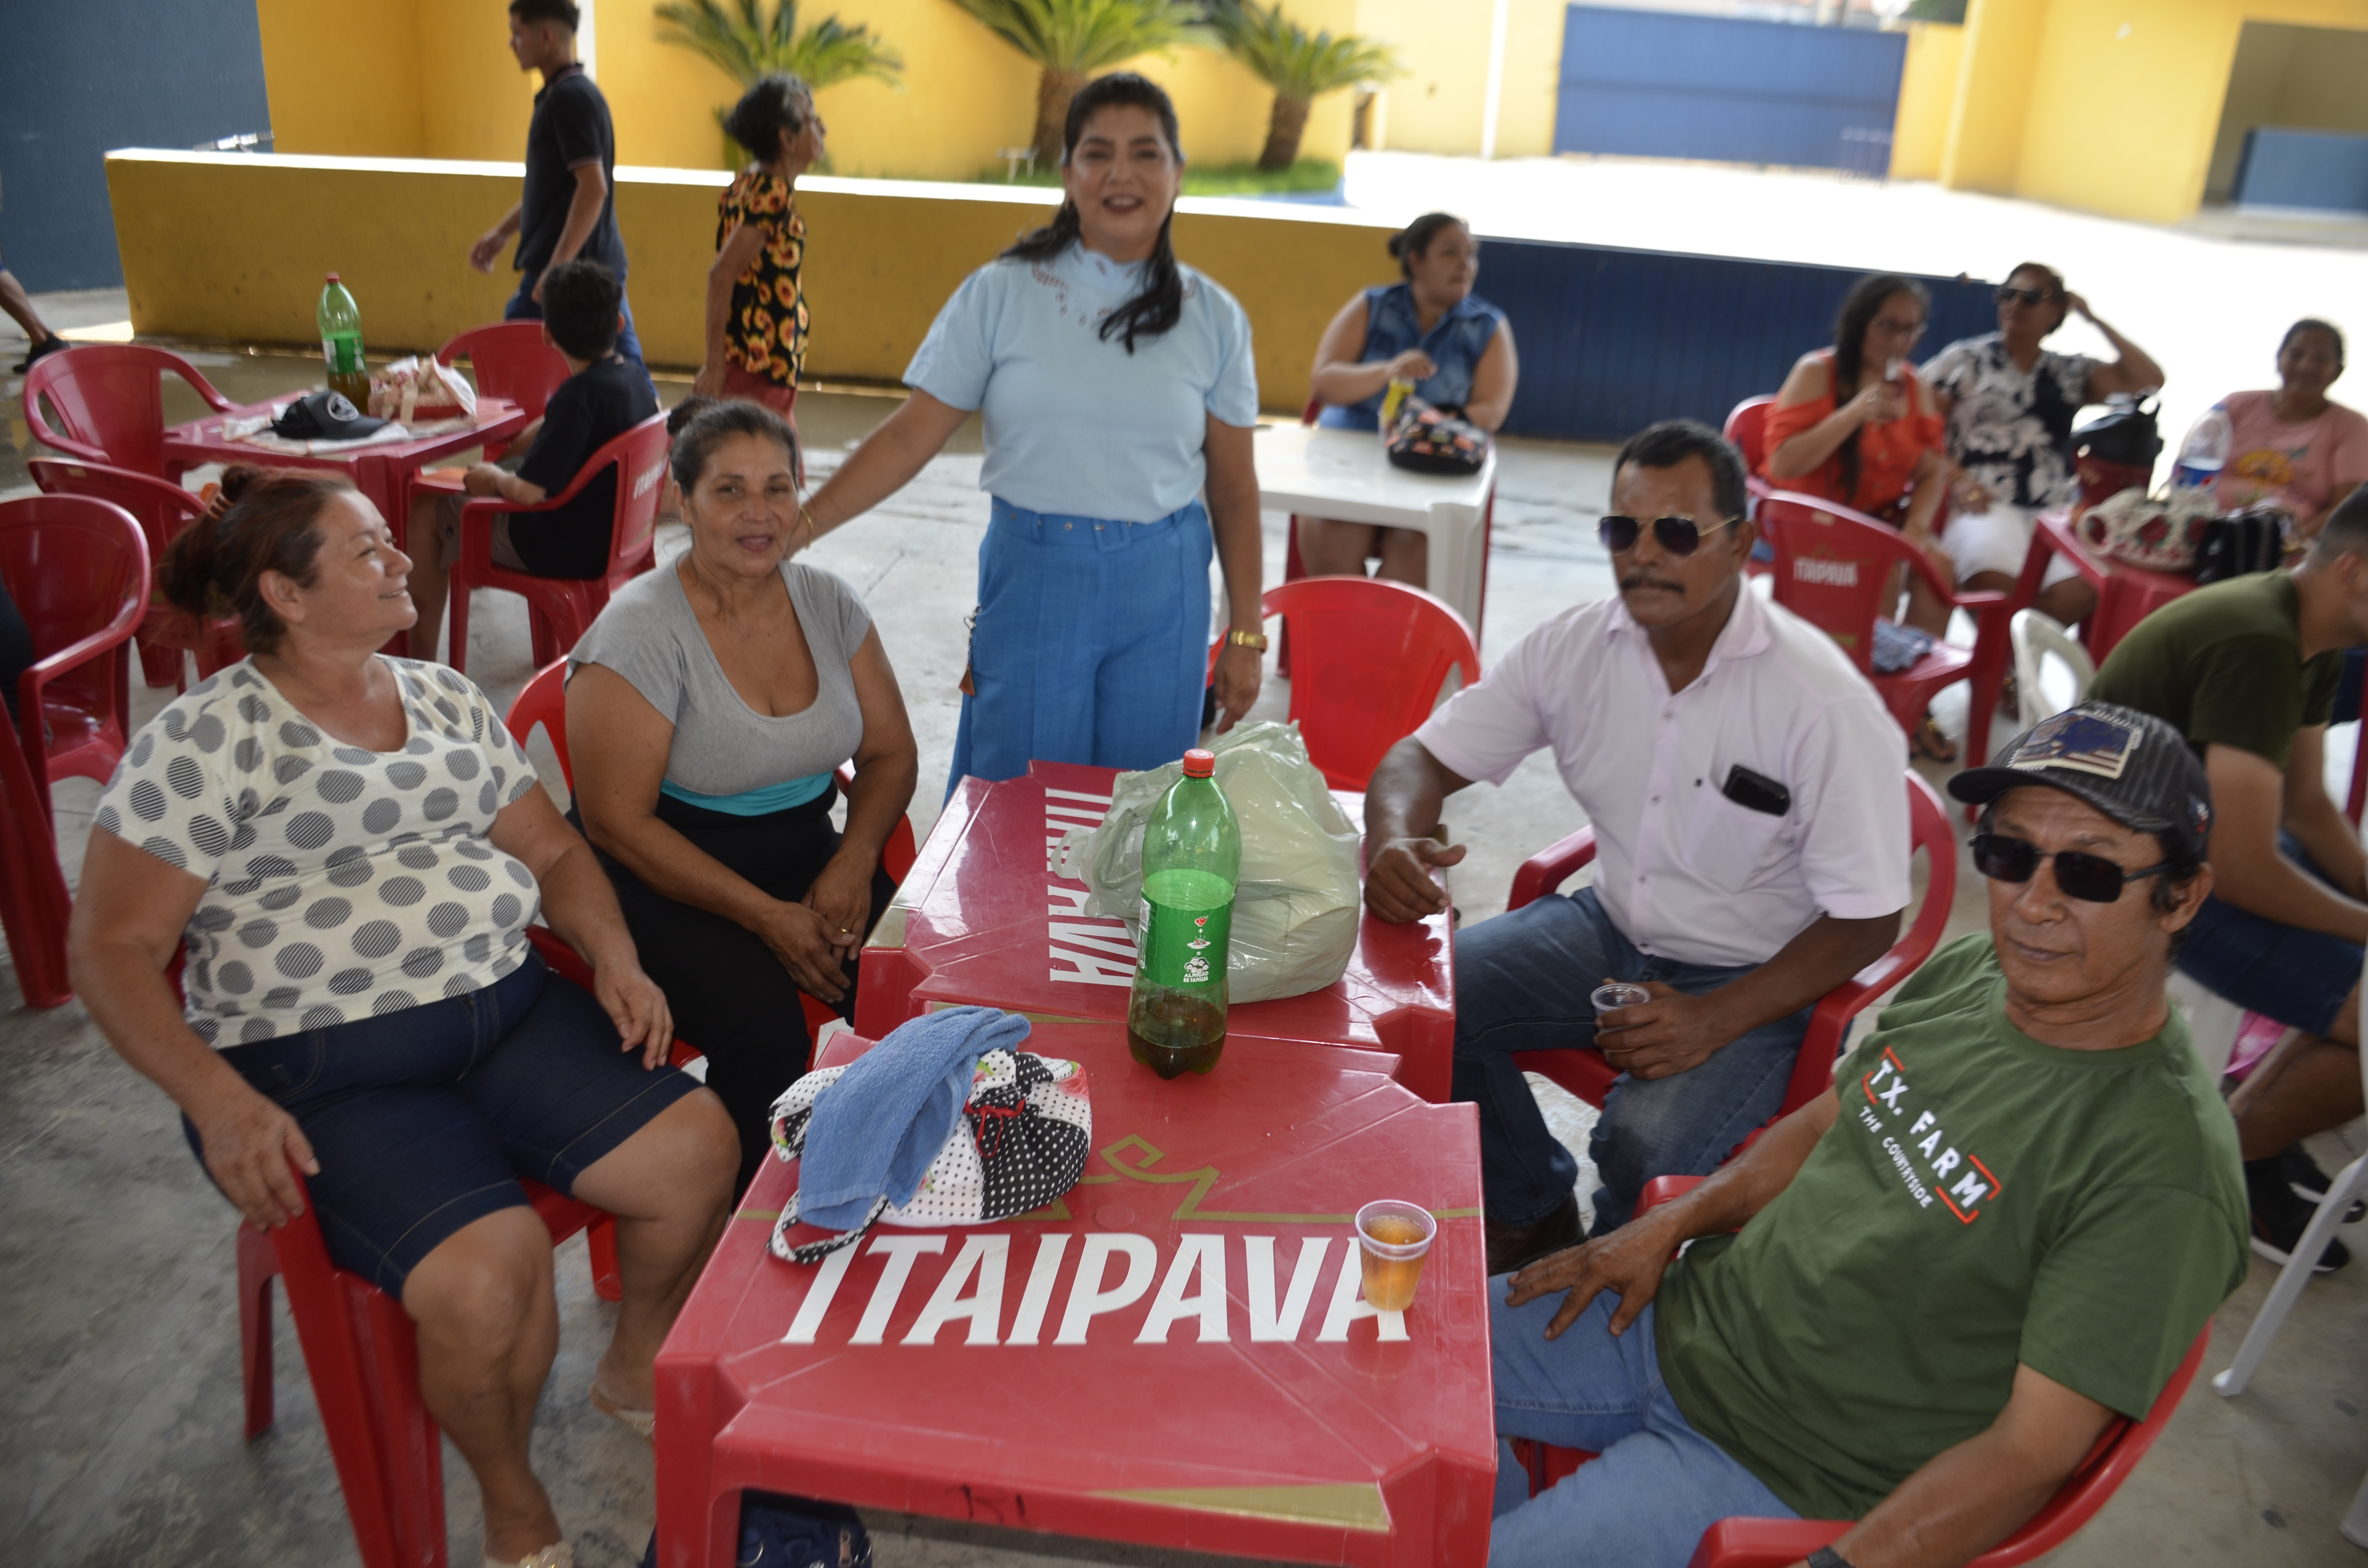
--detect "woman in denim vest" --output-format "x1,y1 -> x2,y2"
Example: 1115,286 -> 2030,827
1303,213 -> 1518,585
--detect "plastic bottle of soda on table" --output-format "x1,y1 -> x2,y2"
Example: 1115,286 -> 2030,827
1126,747 -> 1239,1079
2172,401 -> 2231,493
317,273 -> 369,407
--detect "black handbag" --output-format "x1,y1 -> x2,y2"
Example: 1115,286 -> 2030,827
1385,396 -> 1490,476
2193,506 -> 2287,585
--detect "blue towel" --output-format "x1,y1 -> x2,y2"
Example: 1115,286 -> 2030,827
798,1005 -> 1033,1231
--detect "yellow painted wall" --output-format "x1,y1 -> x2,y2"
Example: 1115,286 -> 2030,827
104,150 -> 1408,413
260,0 -> 1361,180
1924,0 -> 2368,224
1351,0 -> 1563,159
2205,19 -> 2368,199
255,0 -> 426,158
1888,22 -> 1962,181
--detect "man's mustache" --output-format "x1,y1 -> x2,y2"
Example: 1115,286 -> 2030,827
1618,575 -> 1686,594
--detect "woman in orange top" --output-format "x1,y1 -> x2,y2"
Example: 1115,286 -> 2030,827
695,75 -> 822,425
1766,273 -> 1962,755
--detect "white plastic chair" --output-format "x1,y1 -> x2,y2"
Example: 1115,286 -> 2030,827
2211,938 -> 2368,1548
2010,608 -> 2096,727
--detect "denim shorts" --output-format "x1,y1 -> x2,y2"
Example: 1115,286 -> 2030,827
189,951 -> 702,1294
2175,832 -> 2363,1037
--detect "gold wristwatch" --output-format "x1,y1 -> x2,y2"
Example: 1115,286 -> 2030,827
1226,628 -> 1270,651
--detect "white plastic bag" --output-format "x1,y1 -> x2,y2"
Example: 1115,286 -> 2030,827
1056,722 -> 1360,1004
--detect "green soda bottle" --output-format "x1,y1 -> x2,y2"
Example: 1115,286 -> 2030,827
317,273 -> 369,406
1126,747 -> 1239,1078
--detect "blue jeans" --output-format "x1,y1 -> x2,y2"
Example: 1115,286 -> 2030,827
947,496 -> 1213,798
505,272 -> 650,382
1490,1287 -> 1797,1568
1453,888 -> 1810,1232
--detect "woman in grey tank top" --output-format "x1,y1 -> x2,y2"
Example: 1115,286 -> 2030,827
567,402 -> 919,1188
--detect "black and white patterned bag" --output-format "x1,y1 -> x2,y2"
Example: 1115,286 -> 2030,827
768,1050 -> 1092,1264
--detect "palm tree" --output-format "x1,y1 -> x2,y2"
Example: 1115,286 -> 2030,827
947,0 -> 1205,167
654,0 -> 904,92
1207,0 -> 1395,171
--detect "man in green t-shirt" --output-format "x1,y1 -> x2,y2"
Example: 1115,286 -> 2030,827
1485,702 -> 2246,1568
2087,495 -> 2368,1272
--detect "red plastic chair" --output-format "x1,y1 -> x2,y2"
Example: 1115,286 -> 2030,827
505,660 -> 921,1296
1218,577 -> 1480,791
0,496 -> 150,821
22,343 -> 234,479
28,458 -> 244,690
1756,490 -> 2008,745
445,412 -> 671,674
236,1164 -> 609,1568
436,322 -> 569,461
1722,395 -> 1776,492
0,716 -> 74,1007
1508,770 -> 1954,1124
1510,1174 -> 2208,1568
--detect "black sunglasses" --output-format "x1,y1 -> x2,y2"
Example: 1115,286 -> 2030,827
1599,514 -> 1739,557
1970,833 -> 2171,904
1995,285 -> 2057,306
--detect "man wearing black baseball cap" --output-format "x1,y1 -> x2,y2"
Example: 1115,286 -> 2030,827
1484,701 -> 2245,1568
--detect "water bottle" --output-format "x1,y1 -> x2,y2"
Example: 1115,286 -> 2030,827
317,274 -> 369,406
2172,402 -> 2231,492
1125,748 -> 1239,1079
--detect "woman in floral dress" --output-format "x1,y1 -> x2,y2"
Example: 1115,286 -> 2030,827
696,74 -> 822,431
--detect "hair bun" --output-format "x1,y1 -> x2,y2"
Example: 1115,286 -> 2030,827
217,464 -> 268,503
1385,233 -> 1406,259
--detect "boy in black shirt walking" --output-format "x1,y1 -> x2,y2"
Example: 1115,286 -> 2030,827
467,0 -> 648,376
407,261 -> 660,658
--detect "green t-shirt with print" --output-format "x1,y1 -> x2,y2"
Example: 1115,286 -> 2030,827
1653,934 -> 2248,1521
2086,570 -> 2342,771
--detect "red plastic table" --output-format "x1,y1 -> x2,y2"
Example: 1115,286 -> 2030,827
856,760 -> 1457,1102
653,1019 -> 1493,1568
1961,509 -> 2197,776
161,392 -> 528,655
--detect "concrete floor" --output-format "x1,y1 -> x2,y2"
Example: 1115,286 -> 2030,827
8,269 -> 2368,1566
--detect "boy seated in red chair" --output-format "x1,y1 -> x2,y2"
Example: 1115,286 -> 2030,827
407,257 -> 659,661
1487,703 -> 2247,1568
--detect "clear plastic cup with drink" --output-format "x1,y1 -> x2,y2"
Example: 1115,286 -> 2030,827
1355,1199 -> 1438,1313
1592,981 -> 1651,1015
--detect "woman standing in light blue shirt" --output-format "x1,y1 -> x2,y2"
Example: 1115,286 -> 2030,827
800,73 -> 1266,794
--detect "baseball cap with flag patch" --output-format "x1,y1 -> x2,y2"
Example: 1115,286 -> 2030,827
1949,701 -> 2214,859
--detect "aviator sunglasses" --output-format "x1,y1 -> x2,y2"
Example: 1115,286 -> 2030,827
1599,514 -> 1739,556
1995,285 -> 2058,306
1969,832 -> 2171,903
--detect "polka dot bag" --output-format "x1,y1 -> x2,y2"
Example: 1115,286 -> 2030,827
767,1050 -> 1092,1264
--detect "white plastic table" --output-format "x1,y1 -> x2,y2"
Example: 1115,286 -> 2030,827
1253,423 -> 1497,637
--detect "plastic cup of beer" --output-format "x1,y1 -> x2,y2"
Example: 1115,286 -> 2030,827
1592,981 -> 1652,1016
1355,1200 -> 1438,1313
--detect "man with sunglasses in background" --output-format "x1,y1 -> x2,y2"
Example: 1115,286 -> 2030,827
1483,700 -> 2245,1568
2087,488 -> 2368,1272
1364,419 -> 1910,1274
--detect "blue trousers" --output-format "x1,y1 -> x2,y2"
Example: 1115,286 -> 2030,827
505,272 -> 650,383
948,496 -> 1212,797
1453,888 -> 1810,1233
1490,1288 -> 1797,1568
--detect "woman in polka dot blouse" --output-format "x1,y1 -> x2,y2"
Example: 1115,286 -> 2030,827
67,466 -> 738,1568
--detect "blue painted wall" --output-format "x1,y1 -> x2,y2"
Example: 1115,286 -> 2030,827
0,0 -> 271,290
1478,237 -> 1997,443
2233,128 -> 2368,214
1556,5 -> 1906,173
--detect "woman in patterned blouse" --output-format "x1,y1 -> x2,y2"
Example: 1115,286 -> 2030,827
695,74 -> 823,424
67,467 -> 736,1567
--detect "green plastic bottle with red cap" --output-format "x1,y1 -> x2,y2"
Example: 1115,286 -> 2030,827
317,273 -> 369,407
1126,747 -> 1239,1078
